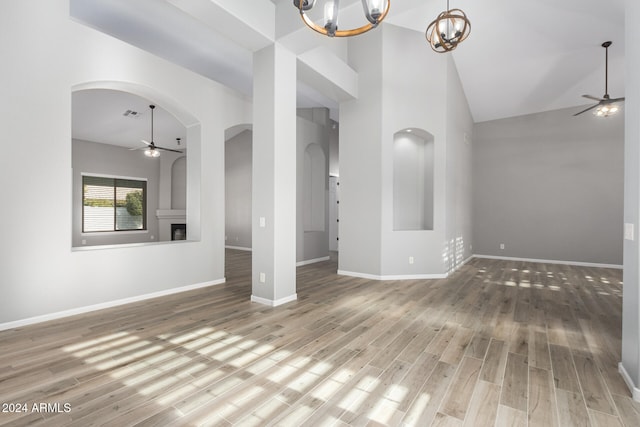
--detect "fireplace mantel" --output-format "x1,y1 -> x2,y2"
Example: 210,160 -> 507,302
156,210 -> 186,241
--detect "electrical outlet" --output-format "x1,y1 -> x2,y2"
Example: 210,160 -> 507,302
259,217 -> 266,228
259,272 -> 266,283
500,243 -> 505,250
409,256 -> 414,265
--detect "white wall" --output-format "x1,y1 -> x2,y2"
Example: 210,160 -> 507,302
339,23 -> 473,278
0,0 -> 251,326
622,0 -> 640,398
379,24 -> 464,277
445,54 -> 474,273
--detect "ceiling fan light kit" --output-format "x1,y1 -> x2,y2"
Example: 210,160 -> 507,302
137,105 -> 184,157
293,0 -> 390,38
574,41 -> 625,118
425,0 -> 471,53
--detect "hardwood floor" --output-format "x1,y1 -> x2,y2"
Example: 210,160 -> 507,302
1,250 -> 639,426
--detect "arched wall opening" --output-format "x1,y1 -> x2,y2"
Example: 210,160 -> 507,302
225,124 -> 253,250
71,81 -> 200,247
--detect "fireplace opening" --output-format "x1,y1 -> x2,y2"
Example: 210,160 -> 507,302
171,223 -> 187,241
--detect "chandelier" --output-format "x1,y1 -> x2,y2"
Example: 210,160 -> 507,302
425,0 -> 471,53
293,0 -> 390,38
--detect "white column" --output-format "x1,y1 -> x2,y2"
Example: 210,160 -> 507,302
251,43 -> 297,306
621,0 -> 640,401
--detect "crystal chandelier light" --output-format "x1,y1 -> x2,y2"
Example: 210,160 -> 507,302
293,0 -> 390,38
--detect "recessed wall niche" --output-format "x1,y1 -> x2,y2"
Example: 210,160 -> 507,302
303,143 -> 326,232
393,129 -> 434,231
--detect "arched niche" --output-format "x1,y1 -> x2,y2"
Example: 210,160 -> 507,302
393,128 -> 435,231
303,143 -> 326,232
171,156 -> 187,209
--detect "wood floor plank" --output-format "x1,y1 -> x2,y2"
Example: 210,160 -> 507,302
401,361 -> 457,426
528,366 -> 559,427
573,352 -> 617,415
0,253 -> 634,427
549,344 -> 581,393
439,356 -> 482,420
480,339 -> 508,384
556,389 -> 591,427
462,380 -> 500,427
495,404 -> 527,427
500,352 -> 529,412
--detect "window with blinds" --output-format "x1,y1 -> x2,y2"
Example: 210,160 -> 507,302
82,175 -> 147,232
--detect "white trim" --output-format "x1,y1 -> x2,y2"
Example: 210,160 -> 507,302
81,230 -> 148,237
82,172 -> 148,182
619,363 -> 640,402
447,255 -> 474,275
225,245 -> 252,252
0,279 -> 226,332
337,270 -> 447,280
472,254 -> 622,270
251,294 -> 298,307
296,256 -> 330,267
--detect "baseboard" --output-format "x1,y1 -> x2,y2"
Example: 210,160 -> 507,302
0,279 -> 226,332
296,256 -> 330,267
619,363 -> 640,402
251,294 -> 297,307
337,270 -> 447,280
472,254 -> 622,269
225,245 -> 252,251
447,255 -> 474,275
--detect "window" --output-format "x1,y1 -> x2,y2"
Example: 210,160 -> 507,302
82,175 -> 147,232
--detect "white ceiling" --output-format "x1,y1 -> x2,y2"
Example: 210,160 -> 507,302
72,89 -> 187,150
70,0 -> 626,144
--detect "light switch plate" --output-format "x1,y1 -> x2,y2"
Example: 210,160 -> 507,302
625,223 -> 634,241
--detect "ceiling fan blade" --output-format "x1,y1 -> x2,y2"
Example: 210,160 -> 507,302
141,139 -> 152,146
573,104 -> 599,116
582,94 -> 603,101
603,96 -> 625,103
156,146 -> 184,153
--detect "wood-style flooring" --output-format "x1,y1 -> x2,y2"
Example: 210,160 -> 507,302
1,250 -> 639,426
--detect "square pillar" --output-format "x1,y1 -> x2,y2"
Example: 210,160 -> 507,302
251,43 -> 297,306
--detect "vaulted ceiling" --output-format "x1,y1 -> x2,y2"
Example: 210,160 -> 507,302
70,0 -> 625,143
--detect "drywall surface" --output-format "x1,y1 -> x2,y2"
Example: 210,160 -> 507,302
473,106 -> 624,265
225,129 -> 253,249
0,0 -> 250,325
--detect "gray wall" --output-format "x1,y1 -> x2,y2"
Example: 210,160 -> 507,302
224,111 -> 331,263
72,139 -> 160,247
472,106 -> 624,265
225,130 -> 253,249
297,112 -> 330,263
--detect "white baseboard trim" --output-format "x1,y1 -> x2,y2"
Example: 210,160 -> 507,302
472,254 -> 622,270
225,245 -> 252,251
0,279 -> 226,332
446,255 -> 474,275
337,270 -> 447,280
296,256 -> 330,267
619,363 -> 640,402
251,294 -> 298,307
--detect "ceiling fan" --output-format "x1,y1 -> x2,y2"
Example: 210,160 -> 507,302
574,41 -> 625,117
131,105 -> 184,157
